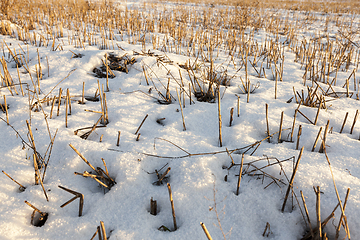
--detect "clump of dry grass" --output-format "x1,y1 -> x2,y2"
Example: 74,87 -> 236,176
159,0 -> 360,14
93,53 -> 136,78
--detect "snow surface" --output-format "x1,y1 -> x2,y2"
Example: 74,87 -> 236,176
0,1 -> 360,240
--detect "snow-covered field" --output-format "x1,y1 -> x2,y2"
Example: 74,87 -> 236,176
0,0 -> 359,239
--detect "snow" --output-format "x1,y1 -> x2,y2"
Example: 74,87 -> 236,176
0,1 -> 360,239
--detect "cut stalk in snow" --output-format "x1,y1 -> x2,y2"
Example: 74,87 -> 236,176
236,153 -> 244,196
57,88 -> 62,116
266,103 -> 270,143
167,183 -> 177,231
290,110 -> 297,142
319,120 -> 330,153
295,125 -> 302,150
229,108 -> 234,127
278,111 -> 284,143
116,131 -> 121,146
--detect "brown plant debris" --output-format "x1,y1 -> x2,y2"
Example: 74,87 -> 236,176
93,53 -> 136,78
70,144 -> 116,192
58,185 -> 84,217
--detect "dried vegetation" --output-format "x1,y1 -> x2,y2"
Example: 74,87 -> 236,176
0,0 -> 359,239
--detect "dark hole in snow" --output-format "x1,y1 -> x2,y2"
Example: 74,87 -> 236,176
31,211 -> 48,227
84,96 -> 99,102
156,118 -> 166,126
0,104 -> 9,113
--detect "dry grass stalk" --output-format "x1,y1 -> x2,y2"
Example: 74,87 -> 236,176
142,66 -> 150,85
97,80 -> 106,125
69,144 -> 97,172
324,149 -> 351,239
340,112 -> 349,133
41,129 -> 58,183
46,56 -> 49,77
290,110 -> 297,142
103,92 -> 108,124
150,197 -> 157,216
218,87 -> 222,147
350,109 -> 358,134
65,90 -> 68,128
135,114 -> 149,135
301,201 -> 338,240
135,130 -> 286,160
275,71 -> 278,99
319,120 -> 330,153
78,116 -> 103,140
73,160 -> 115,191
155,167 -> 171,185
335,188 -> 350,240
136,133 -> 141,141
33,153 -> 48,201
189,83 -> 192,105
67,88 -> 71,115
24,200 -> 48,227
100,221 -> 107,240
0,56 -> 15,95
56,88 -> 62,116
314,99 -> 322,125
296,125 -> 302,150
237,95 -> 240,117
300,191 -> 314,239
2,170 -> 26,191
167,183 -> 177,231
37,48 -> 42,86
262,222 -> 272,237
236,153 -> 244,196
225,148 -> 235,167
312,127 -> 323,152
200,222 -> 213,240
297,109 -> 314,125
266,104 -> 270,143
315,186 -> 322,239
229,108 -> 234,127
3,95 -> 9,124
74,123 -> 106,135
81,82 -> 85,104
16,64 -> 25,96
176,87 -> 186,131
294,86 -> 327,111
105,54 -> 109,92
90,226 -> 101,240
116,131 -> 121,146
278,111 -> 284,143
281,146 -> 304,212
58,185 -> 84,217
84,109 -> 103,114
90,221 -> 107,240
26,120 -> 40,166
